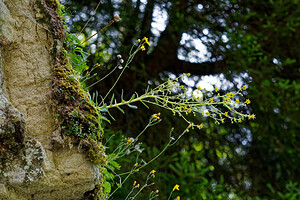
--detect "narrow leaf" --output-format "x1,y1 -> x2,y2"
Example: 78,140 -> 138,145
127,104 -> 138,109
129,93 -> 135,101
145,85 -> 150,93
110,94 -> 115,105
100,115 -> 111,124
140,101 -> 149,109
116,106 -> 125,114
107,110 -> 116,121
121,89 -> 124,101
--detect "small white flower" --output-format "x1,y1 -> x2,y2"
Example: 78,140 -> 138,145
118,65 -> 123,69
135,144 -> 143,153
114,14 -> 121,22
193,90 -> 203,102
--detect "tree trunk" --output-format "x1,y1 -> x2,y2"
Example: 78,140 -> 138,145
0,1 -> 99,199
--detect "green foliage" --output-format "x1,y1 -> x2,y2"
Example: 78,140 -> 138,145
255,182 -> 300,200
59,0 -> 300,199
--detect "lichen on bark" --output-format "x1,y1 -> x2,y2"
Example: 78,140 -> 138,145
0,0 -> 106,199
52,49 -> 107,165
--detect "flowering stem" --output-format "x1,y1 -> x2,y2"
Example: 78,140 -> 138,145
167,191 -> 174,200
86,65 -> 118,89
99,44 -> 141,106
108,168 -> 135,199
77,0 -> 103,36
118,128 -> 174,176
81,19 -> 115,44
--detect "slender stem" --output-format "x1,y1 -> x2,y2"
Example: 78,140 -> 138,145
99,44 -> 141,106
100,65 -> 128,105
132,182 -> 154,199
125,187 -> 135,200
81,20 -> 115,44
77,0 -> 103,36
86,65 -> 118,89
167,191 -> 174,200
118,129 -> 174,176
108,169 -> 135,199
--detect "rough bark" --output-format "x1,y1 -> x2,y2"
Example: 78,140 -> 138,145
0,1 -> 100,199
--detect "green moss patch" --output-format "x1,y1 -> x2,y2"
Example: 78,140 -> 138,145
52,50 -> 103,142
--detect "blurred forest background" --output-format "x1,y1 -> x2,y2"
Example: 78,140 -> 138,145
63,0 -> 300,199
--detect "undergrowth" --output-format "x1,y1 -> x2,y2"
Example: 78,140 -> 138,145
55,1 -> 255,199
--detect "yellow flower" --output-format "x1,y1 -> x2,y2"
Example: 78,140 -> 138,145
199,124 -> 204,129
127,138 -> 133,145
153,114 -> 160,120
249,114 -> 256,120
214,87 -> 218,92
238,118 -> 242,123
173,184 -> 180,191
141,45 -> 146,51
245,99 -> 251,104
151,170 -> 156,174
156,190 -> 159,193
187,108 -> 192,113
235,99 -> 240,103
197,86 -> 201,91
96,63 -> 101,67
205,111 -> 209,116
186,129 -> 189,132
180,85 -> 184,89
137,184 -> 140,188
184,106 -> 187,110
221,119 -> 225,123
224,98 -> 230,103
176,196 -> 180,200
86,71 -> 89,74
85,67 -> 89,70
209,98 -> 214,103
187,73 -> 191,77
137,39 -> 141,43
226,92 -> 234,98
224,112 -> 228,117
134,181 -> 136,185
134,163 -> 138,167
143,37 -> 150,46
152,175 -> 155,178
188,124 -> 192,128
242,85 -> 247,90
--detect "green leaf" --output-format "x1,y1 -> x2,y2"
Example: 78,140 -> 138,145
110,94 -> 115,105
116,106 -> 125,114
129,93 -> 135,101
109,160 -> 120,169
127,104 -> 138,109
103,181 -> 111,194
145,85 -> 150,93
100,115 -> 111,124
107,110 -> 116,121
98,107 -> 108,112
140,101 -> 149,109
